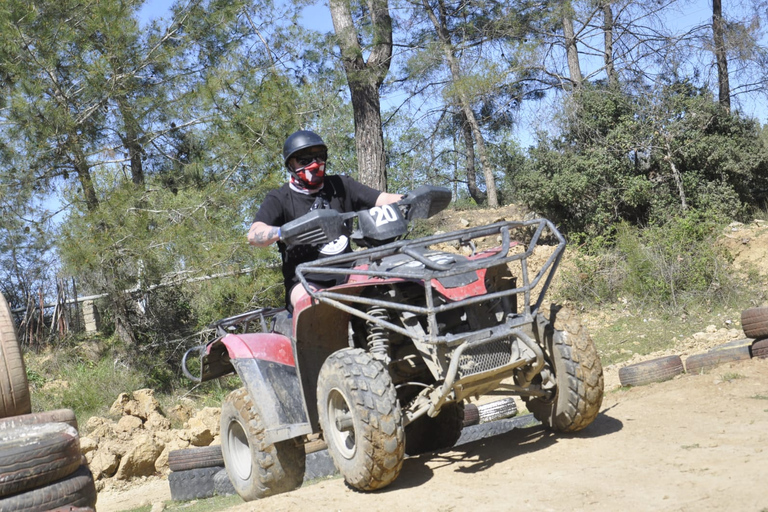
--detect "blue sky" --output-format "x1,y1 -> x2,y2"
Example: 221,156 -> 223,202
138,0 -> 334,30
137,0 -> 766,130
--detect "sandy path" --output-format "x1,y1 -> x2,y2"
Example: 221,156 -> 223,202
98,357 -> 768,512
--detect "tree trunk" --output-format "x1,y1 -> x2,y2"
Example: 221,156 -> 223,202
461,111 -> 486,204
329,0 -> 392,191
602,2 -> 618,86
712,0 -> 730,111
72,144 -> 99,212
118,98 -> 145,187
349,81 -> 388,191
663,138 -> 687,210
563,8 -> 582,88
422,0 -> 498,207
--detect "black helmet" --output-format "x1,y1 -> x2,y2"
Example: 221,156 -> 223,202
282,130 -> 327,167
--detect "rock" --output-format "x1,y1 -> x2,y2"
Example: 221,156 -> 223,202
110,393 -> 132,416
127,389 -> 163,420
155,438 -> 191,473
146,411 -> 171,431
84,415 -> 109,432
115,433 -> 164,480
87,417 -> 118,440
168,402 -> 195,425
83,397 -> 224,485
80,436 -> 98,454
90,445 -> 121,480
186,407 -> 220,446
116,415 -> 143,433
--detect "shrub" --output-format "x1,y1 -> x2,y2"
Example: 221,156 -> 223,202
558,211 -> 739,312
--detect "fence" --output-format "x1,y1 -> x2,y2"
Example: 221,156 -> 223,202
9,265 -> 262,347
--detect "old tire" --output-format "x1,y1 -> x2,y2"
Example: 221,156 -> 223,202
0,293 -> 30,419
0,423 -> 82,497
0,464 -> 97,512
220,388 -> 305,501
168,446 -> 224,472
523,305 -> 604,432
405,401 -> 464,456
0,409 -> 78,432
684,345 -> 752,374
478,398 -> 518,423
463,403 -> 480,427
303,449 -> 338,481
213,467 -> 236,496
619,355 -> 684,386
751,339 -> 768,358
741,307 -> 768,339
168,466 -> 219,501
317,348 -> 404,491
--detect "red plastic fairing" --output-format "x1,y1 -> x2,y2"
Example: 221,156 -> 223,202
431,269 -> 488,300
216,333 -> 295,367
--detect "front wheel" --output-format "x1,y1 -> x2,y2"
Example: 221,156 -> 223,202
317,348 -> 404,491
220,388 -> 305,501
522,305 -> 604,432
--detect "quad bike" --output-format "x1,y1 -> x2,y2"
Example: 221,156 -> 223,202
183,185 -> 604,500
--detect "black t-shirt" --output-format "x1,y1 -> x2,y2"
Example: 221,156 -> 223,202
253,175 -> 381,295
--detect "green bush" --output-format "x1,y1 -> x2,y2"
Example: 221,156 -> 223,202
511,82 -> 768,236
558,211 -> 739,312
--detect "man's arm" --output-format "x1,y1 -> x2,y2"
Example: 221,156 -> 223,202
248,221 -> 280,247
375,192 -> 403,206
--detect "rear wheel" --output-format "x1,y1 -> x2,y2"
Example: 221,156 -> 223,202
0,293 -> 30,419
317,348 -> 404,491
522,305 -> 604,432
220,388 -> 305,501
405,401 -> 464,456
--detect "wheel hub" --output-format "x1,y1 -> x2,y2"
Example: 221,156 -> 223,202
327,388 -> 356,459
227,419 -> 253,481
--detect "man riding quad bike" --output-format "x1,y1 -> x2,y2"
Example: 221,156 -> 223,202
184,185 -> 604,500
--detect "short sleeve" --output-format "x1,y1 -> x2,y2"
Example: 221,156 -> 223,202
253,190 -> 285,226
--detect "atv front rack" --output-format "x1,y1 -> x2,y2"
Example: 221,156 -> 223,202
295,218 -> 566,346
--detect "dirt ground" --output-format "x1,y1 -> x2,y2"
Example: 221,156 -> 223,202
98,355 -> 768,512
96,214 -> 768,512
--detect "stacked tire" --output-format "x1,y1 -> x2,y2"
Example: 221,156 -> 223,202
167,445 -> 233,501
0,416 -> 97,512
741,307 -> 768,358
1,291 -> 97,512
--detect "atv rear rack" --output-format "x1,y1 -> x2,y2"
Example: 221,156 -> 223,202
296,218 -> 566,346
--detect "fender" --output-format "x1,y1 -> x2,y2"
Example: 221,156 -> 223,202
213,333 -> 312,444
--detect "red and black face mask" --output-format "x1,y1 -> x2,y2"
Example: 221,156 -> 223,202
293,160 -> 325,188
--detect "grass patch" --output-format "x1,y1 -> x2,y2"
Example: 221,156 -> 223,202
588,304 -> 743,366
26,352 -> 147,426
681,443 -> 701,450
123,494 -> 244,512
720,372 -> 744,382
24,341 -> 242,429
751,394 -> 768,400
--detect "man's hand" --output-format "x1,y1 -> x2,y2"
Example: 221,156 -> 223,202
376,192 -> 403,206
248,221 -> 281,247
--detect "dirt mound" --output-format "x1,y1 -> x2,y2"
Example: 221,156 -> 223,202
719,219 -> 768,279
81,389 -> 220,494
